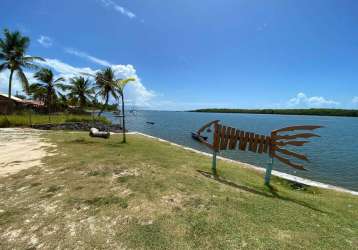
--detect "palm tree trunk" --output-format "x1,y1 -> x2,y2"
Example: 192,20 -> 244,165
7,69 -> 14,114
48,94 -> 51,114
121,93 -> 126,143
80,97 -> 85,112
98,94 -> 109,117
47,90 -> 52,122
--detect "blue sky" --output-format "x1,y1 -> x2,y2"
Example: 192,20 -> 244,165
1,0 -> 358,110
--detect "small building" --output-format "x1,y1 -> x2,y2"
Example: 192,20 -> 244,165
0,93 -> 45,114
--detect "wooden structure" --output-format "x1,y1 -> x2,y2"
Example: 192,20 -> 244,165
195,120 -> 323,185
0,93 -> 45,114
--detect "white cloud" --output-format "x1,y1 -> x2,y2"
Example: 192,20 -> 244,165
287,92 -> 339,108
62,49 -> 155,106
64,48 -> 111,67
98,0 -> 136,19
37,35 -> 53,48
37,58 -> 155,106
111,64 -> 155,106
352,96 -> 358,105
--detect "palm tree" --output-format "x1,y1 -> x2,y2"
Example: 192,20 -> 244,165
65,76 -> 95,111
31,68 -> 65,115
95,67 -> 119,116
116,77 -> 135,143
29,83 -> 47,102
0,29 -> 44,112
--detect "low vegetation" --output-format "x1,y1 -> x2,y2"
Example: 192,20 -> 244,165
193,108 -> 358,117
0,132 -> 356,249
0,113 -> 110,127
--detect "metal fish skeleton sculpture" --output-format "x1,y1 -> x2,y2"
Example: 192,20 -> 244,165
195,120 -> 323,184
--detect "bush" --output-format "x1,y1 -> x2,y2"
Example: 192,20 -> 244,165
0,117 -> 10,127
0,113 -> 111,127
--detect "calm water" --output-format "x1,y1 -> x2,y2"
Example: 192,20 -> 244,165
106,111 -> 358,191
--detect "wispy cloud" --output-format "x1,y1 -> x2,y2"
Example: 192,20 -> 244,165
98,0 -> 136,19
37,35 -> 53,48
38,58 -> 96,77
64,48 -> 111,67
287,92 -> 339,108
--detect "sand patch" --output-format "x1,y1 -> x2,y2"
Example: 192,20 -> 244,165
0,128 -> 56,177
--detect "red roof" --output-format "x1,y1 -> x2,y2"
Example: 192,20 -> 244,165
0,93 -> 44,107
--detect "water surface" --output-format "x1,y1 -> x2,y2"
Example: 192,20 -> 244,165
106,111 -> 358,191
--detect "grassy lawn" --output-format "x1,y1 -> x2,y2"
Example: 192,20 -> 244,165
0,132 -> 357,249
0,113 -> 110,127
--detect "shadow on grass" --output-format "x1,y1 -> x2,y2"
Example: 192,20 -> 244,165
105,140 -> 127,148
197,170 -> 327,214
266,184 -> 326,213
66,138 -> 100,144
198,170 -> 274,198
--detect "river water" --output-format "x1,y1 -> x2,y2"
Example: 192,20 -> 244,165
106,111 -> 358,191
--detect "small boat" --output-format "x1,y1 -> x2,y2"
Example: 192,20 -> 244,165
191,132 -> 208,141
146,122 -> 155,125
113,111 -> 121,115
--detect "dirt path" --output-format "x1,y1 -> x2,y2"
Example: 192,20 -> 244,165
0,128 -> 55,177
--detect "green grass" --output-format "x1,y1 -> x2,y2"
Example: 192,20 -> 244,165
0,132 -> 357,249
0,113 -> 111,127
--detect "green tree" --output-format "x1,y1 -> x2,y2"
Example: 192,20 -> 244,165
31,68 -> 65,115
29,83 -> 47,103
95,67 -> 119,116
116,77 -> 135,143
0,29 -> 44,112
65,76 -> 95,111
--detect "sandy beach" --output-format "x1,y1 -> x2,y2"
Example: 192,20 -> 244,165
0,128 -> 56,177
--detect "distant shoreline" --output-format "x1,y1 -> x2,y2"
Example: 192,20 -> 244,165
190,108 -> 358,117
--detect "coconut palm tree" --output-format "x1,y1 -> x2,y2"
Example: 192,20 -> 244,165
95,67 -> 119,116
115,77 -> 135,143
31,68 -> 65,115
65,76 -> 95,111
0,29 -> 44,112
29,83 -> 47,103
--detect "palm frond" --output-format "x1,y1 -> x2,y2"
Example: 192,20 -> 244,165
0,63 -> 8,72
54,77 -> 65,84
23,56 -> 45,62
16,69 -> 30,93
116,77 -> 136,91
0,52 -> 6,60
34,68 -> 54,83
22,62 -> 40,70
110,89 -> 119,100
56,83 -> 68,92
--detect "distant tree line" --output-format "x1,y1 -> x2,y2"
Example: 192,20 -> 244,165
192,108 -> 358,117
